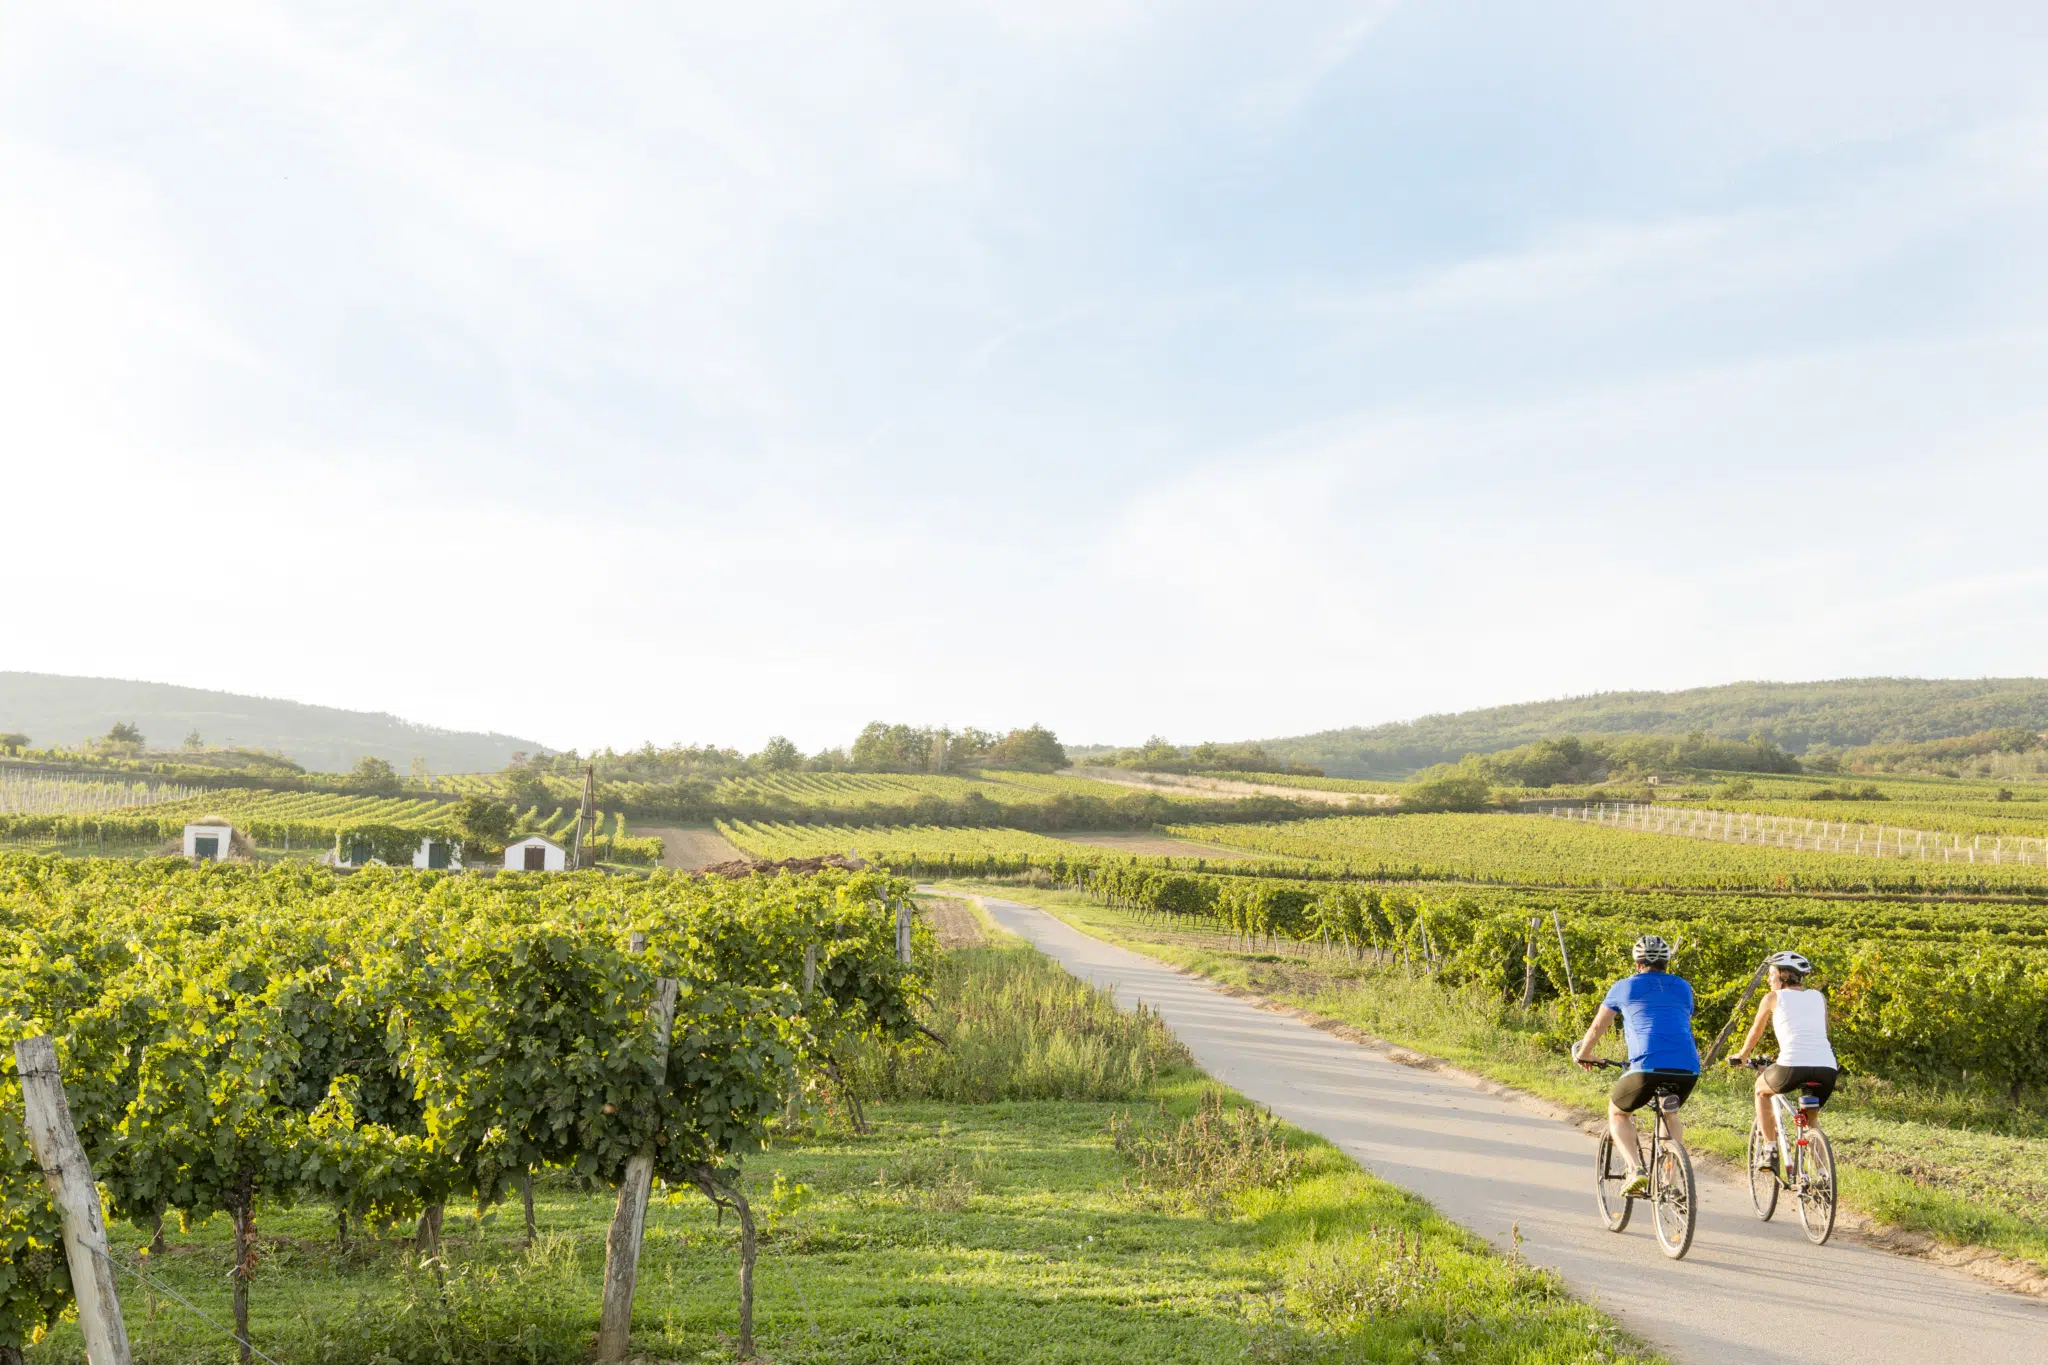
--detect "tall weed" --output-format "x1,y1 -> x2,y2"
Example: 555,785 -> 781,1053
845,944 -> 1193,1102
1108,1087 -> 1302,1215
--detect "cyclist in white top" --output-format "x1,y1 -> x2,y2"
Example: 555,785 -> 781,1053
1728,950 -> 1839,1170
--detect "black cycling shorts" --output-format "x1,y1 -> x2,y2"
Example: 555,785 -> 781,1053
1761,1064 -> 1838,1106
1610,1069 -> 1699,1113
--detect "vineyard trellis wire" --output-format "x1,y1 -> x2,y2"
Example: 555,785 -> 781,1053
1545,801 -> 2048,868
0,772 -> 201,817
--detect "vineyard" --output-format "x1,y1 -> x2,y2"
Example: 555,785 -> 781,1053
713,813 -> 2048,1103
721,820 -> 1109,865
1672,796 -> 2048,841
1170,812 -> 2048,893
0,773 -> 202,817
438,769 -> 1143,810
1664,771 -> 2048,806
0,787 -> 664,866
432,768 -> 1352,831
970,861 -> 2048,1102
0,855 -> 928,1359
1550,801 -> 2048,866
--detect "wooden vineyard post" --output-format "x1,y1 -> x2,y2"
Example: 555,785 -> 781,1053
896,901 -> 913,965
597,934 -> 681,1363
1549,909 -> 1577,1003
1703,959 -> 1771,1069
1520,918 -> 1539,1009
13,1036 -> 133,1365
785,946 -> 819,1129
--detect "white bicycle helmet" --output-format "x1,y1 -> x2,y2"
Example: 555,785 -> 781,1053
1632,935 -> 1673,965
1766,950 -> 1812,974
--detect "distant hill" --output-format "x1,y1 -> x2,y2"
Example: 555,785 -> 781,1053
1260,678 -> 2048,778
0,673 -> 548,775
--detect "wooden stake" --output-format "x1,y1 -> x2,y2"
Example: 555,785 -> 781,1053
596,934 -> 680,1363
1703,959 -> 1772,1069
1520,918 -> 1538,1009
13,1036 -> 132,1365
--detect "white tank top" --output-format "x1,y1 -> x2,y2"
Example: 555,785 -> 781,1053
1770,988 -> 1837,1068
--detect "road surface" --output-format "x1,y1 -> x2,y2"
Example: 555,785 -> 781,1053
973,894 -> 2048,1365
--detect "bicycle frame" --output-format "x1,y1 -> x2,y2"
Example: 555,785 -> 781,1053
1630,1095 -> 1681,1169
1765,1088 -> 1823,1183
1582,1055 -> 1697,1257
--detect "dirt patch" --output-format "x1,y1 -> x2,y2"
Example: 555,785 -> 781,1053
698,854 -> 868,880
1066,766 -> 1394,807
1050,831 -> 1264,860
920,897 -> 987,949
636,825 -> 746,871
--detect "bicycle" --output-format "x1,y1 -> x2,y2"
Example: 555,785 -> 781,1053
1581,1059 -> 1697,1259
1734,1057 -> 1837,1245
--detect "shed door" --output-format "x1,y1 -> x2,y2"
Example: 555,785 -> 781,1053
524,844 -> 547,871
428,841 -> 452,870
194,836 -> 219,861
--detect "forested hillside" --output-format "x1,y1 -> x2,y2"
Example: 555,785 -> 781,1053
1259,678 -> 2048,777
0,673 -> 545,773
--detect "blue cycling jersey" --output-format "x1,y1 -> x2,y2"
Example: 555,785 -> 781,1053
1601,971 -> 1699,1074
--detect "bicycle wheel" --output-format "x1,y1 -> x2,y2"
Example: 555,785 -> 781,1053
1796,1129 -> 1837,1246
1594,1135 -> 1632,1232
1652,1140 -> 1697,1259
1746,1121 -> 1779,1221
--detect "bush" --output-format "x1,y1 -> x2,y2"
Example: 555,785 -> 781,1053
1399,769 -> 1493,813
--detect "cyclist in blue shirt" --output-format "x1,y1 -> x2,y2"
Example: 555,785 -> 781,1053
1573,935 -> 1700,1197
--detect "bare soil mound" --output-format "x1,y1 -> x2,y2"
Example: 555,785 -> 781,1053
697,854 -> 869,880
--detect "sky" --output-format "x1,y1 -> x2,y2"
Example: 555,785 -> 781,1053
6,3 -> 2048,755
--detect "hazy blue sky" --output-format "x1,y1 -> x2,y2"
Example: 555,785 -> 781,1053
7,4 -> 2047,755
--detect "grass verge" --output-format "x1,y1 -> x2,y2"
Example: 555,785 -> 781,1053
941,879 -> 2048,1283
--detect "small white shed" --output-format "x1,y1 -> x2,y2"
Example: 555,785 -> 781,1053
412,837 -> 462,871
504,835 -> 567,872
183,822 -> 234,862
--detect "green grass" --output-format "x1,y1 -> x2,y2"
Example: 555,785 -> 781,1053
949,880 -> 2048,1277
23,928 -> 1661,1365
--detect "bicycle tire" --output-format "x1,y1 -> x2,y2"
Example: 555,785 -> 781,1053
1652,1140 -> 1697,1259
1796,1128 -> 1837,1246
1747,1122 -> 1779,1221
1595,1135 -> 1632,1232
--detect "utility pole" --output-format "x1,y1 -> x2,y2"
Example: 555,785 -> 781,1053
572,763 -> 595,870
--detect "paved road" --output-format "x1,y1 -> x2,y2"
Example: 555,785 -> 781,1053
974,895 -> 2048,1365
